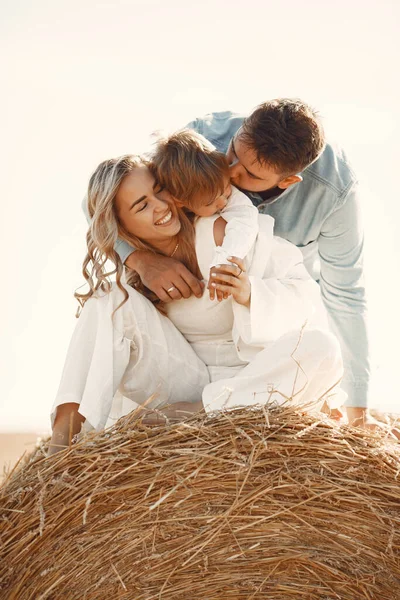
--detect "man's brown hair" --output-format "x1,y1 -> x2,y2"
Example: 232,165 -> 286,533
152,129 -> 230,210
240,98 -> 325,175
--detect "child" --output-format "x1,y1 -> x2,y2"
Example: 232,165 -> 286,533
151,129 -> 259,300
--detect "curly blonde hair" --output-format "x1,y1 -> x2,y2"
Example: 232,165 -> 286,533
76,154 -> 201,315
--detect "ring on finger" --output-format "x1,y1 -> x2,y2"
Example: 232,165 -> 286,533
237,267 -> 243,277
167,286 -> 176,293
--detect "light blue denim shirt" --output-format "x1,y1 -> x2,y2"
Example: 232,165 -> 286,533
184,111 -> 369,409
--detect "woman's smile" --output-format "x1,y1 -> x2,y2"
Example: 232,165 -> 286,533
154,210 -> 173,226
114,164 -> 182,251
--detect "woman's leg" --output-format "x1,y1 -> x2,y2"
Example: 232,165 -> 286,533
108,288 -> 211,426
51,284 -> 209,432
202,328 -> 344,413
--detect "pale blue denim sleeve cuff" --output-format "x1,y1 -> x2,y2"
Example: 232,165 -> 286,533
115,239 -> 136,265
318,183 -> 370,409
342,383 -> 370,408
82,194 -> 135,265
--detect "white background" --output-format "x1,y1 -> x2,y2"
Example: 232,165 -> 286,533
1,0 -> 399,432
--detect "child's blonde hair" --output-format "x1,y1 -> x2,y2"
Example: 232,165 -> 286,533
152,129 -> 230,211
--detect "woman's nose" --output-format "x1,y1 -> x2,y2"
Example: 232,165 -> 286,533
153,196 -> 169,210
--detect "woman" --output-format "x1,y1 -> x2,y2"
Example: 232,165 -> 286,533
49,155 -> 343,454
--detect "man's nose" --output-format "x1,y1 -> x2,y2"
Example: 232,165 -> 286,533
229,160 -> 242,178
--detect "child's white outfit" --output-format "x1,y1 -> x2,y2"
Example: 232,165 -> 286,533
209,185 -> 259,269
51,215 -> 344,431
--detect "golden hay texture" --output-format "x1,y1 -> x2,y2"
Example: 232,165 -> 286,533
1,405 -> 400,600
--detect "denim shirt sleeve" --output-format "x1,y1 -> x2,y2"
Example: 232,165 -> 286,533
184,111 -> 244,154
318,183 -> 370,407
81,194 -> 135,264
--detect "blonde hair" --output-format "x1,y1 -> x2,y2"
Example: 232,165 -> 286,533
152,129 -> 230,211
76,154 -> 201,315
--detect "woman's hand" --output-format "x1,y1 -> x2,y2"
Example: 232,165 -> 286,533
48,403 -> 85,456
210,257 -> 251,306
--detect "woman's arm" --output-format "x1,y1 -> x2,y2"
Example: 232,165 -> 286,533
48,403 -> 85,455
233,236 -> 320,346
51,286 -> 133,435
212,218 -> 320,345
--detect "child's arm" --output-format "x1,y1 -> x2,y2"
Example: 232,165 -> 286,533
209,186 -> 259,269
209,187 -> 258,300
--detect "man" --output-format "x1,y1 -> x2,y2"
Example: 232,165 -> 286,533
118,99 -> 378,431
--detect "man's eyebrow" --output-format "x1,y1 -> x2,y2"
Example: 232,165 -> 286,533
129,195 -> 146,210
231,137 -> 264,180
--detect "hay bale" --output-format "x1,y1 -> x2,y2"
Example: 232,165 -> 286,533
1,405 -> 400,599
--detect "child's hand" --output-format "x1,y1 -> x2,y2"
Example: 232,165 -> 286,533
209,257 -> 251,306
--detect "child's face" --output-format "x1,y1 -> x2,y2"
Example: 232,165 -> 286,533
189,180 -> 232,217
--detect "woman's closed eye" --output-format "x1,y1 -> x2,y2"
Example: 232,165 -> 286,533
137,201 -> 148,212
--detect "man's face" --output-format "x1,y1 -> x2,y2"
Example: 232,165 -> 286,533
226,132 -> 285,193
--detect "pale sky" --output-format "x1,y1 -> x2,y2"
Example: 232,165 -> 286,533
1,0 -> 399,431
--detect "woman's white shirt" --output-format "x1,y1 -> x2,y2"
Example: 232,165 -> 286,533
51,214 -> 337,431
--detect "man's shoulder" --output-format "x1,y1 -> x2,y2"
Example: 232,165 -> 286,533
304,141 -> 358,199
186,111 -> 245,152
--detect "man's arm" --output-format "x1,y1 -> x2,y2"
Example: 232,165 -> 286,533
318,183 -> 371,422
232,236 -> 321,346
210,186 -> 259,268
184,112 -> 244,154
82,194 -> 137,265
126,252 -> 204,302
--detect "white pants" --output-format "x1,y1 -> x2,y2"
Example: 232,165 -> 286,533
52,285 -> 344,430
200,329 -> 344,413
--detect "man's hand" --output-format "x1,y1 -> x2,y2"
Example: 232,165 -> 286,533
346,407 -> 400,440
126,251 -> 204,303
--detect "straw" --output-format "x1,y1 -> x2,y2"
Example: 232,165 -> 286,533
1,404 -> 399,599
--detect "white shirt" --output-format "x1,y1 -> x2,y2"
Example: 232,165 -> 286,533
209,185 -> 259,268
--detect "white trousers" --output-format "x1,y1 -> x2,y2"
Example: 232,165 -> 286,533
200,329 -> 344,413
53,285 -> 344,431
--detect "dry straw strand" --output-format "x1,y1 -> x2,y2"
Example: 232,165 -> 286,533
1,404 -> 400,599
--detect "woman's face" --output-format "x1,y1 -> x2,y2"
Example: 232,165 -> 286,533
115,164 -> 181,245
